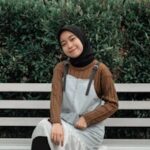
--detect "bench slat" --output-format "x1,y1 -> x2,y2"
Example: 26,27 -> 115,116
0,117 -> 150,127
0,138 -> 150,145
1,100 -> 150,109
0,83 -> 150,92
0,100 -> 50,109
0,83 -> 51,92
119,101 -> 150,109
0,139 -> 150,150
115,83 -> 150,92
104,118 -> 150,127
103,139 -> 150,146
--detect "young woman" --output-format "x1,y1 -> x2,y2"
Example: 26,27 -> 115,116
31,25 -> 118,150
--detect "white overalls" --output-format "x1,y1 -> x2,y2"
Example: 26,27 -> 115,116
32,69 -> 105,150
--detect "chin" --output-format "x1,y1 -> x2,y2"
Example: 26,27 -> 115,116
70,54 -> 80,58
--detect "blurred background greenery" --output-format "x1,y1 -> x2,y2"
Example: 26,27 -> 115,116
0,0 -> 150,138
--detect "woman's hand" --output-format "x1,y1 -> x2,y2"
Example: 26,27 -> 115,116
75,116 -> 87,129
51,123 -> 64,146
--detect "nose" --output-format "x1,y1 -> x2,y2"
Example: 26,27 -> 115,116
67,41 -> 73,49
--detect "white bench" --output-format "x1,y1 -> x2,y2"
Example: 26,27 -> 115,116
0,83 -> 150,150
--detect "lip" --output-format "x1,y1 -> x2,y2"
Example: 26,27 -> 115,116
69,48 -> 76,53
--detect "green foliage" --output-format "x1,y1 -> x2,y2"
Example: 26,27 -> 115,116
0,0 -> 149,83
118,1 -> 150,82
0,0 -> 58,82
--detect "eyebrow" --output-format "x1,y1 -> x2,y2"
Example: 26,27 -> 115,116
60,34 -> 75,43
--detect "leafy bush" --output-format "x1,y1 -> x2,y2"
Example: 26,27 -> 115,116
0,0 -> 123,83
0,0 -> 150,83
118,1 -> 150,82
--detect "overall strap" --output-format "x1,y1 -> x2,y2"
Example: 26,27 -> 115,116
85,62 -> 100,96
63,60 -> 69,91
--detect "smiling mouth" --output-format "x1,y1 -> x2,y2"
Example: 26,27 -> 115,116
69,48 -> 76,53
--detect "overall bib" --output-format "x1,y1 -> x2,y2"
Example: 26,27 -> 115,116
32,68 -> 105,150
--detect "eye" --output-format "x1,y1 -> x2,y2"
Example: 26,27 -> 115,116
61,42 -> 66,47
70,37 -> 76,41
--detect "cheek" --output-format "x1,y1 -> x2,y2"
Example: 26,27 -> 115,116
78,42 -> 83,53
62,47 -> 69,55
61,45 -> 67,52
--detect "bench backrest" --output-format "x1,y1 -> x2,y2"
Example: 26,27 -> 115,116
0,83 -> 150,134
0,83 -> 150,127
0,83 -> 150,149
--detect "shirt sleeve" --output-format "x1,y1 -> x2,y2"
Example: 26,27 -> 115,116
50,62 -> 64,124
83,63 -> 118,126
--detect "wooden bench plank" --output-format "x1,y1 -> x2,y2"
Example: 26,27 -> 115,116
103,139 -> 150,146
0,83 -> 51,92
115,83 -> 150,92
119,101 -> 150,109
0,117 -> 150,127
104,118 -> 150,127
0,139 -> 150,150
0,100 -> 50,109
0,83 -> 150,92
1,138 -> 150,145
1,100 -> 150,109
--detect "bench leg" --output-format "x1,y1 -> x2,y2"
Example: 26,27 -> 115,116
31,136 -> 51,150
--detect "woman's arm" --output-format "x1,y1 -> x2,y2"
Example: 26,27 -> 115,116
50,62 -> 64,124
82,63 -> 118,127
50,62 -> 65,146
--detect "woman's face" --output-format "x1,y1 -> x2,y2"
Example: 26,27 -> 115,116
60,31 -> 83,58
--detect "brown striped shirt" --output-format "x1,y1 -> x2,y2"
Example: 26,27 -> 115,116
50,60 -> 118,126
